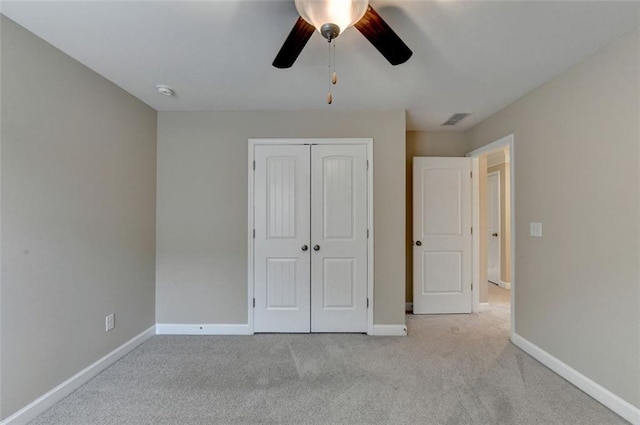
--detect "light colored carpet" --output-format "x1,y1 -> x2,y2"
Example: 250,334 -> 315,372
488,281 -> 510,305
30,286 -> 626,424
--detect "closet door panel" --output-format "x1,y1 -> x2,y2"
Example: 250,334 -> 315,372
254,145 -> 311,332
311,145 -> 368,332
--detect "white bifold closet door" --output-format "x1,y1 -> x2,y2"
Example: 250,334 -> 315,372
254,145 -> 311,332
311,145 -> 368,332
253,144 -> 367,333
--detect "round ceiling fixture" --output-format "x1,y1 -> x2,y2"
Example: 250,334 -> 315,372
156,85 -> 175,97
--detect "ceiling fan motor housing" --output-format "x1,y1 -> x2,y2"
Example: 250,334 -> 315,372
320,23 -> 340,41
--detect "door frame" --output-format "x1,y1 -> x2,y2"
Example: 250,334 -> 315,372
466,134 -> 515,338
247,138 -> 374,335
486,170 -> 501,285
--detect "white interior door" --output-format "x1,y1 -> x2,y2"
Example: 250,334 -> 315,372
487,171 -> 500,284
254,145 -> 311,332
413,157 -> 472,314
311,145 -> 368,332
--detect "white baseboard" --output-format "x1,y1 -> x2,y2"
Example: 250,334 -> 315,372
511,333 -> 640,425
371,324 -> 407,336
499,279 -> 512,290
478,302 -> 491,312
1,325 -> 155,425
405,302 -> 413,312
156,323 -> 252,335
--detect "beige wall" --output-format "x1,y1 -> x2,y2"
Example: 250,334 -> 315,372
405,131 -> 469,303
1,16 -> 157,419
466,29 -> 640,408
487,163 -> 511,283
407,131 -> 470,158
157,110 -> 406,326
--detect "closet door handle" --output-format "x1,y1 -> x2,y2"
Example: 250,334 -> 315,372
313,244 -> 320,251
301,245 -> 308,251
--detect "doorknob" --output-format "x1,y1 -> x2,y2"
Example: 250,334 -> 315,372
492,233 -> 498,237
313,244 -> 320,251
301,245 -> 308,251
415,241 -> 422,246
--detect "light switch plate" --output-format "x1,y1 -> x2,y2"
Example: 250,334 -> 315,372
530,222 -> 543,237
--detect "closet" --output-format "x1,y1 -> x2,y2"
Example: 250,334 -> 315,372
249,139 -> 371,333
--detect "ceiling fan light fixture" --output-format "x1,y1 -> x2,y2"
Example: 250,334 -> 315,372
295,0 -> 369,39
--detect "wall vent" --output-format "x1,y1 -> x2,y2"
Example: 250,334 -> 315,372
442,113 -> 470,126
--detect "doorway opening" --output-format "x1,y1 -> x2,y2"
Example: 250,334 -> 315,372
467,134 -> 515,336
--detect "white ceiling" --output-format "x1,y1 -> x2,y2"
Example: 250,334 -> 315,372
3,1 -> 638,131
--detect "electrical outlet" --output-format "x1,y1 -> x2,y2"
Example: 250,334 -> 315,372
105,313 -> 115,332
530,222 -> 543,237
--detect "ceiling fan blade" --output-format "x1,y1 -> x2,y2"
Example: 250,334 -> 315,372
273,17 -> 316,69
354,6 -> 412,66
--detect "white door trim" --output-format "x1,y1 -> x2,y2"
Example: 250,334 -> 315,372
247,138 -> 374,335
487,170 -> 501,285
466,134 -> 515,338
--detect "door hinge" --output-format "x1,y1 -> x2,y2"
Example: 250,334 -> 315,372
366,160 -> 369,170
470,227 -> 473,235
471,283 -> 473,291
367,229 -> 369,239
253,161 -> 256,170
470,171 -> 472,178
253,298 -> 256,308
253,229 -> 255,239
367,298 -> 369,308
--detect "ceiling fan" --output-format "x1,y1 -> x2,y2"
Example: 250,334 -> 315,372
273,0 -> 412,69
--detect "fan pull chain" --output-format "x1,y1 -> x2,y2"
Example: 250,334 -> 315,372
327,39 -> 337,104
332,38 -> 337,85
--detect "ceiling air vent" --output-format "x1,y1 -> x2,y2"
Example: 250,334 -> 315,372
442,113 -> 470,126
